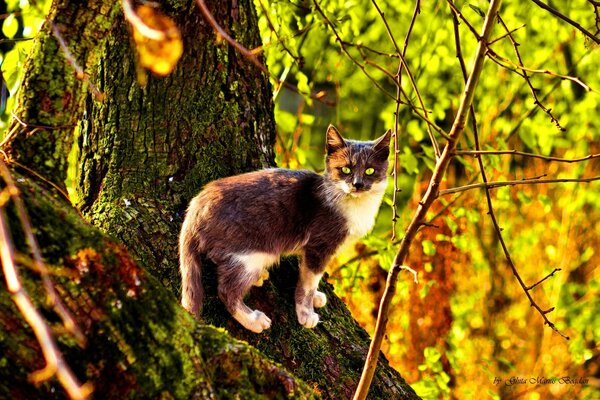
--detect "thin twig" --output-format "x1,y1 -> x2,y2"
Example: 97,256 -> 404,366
391,0 -> 421,240
446,0 -> 480,39
196,0 -> 331,104
0,160 -> 84,343
256,0 -> 303,66
487,49 -> 593,92
311,0 -> 397,102
530,0 -> 600,44
496,15 -> 565,130
371,0 -> 440,159
453,150 -> 600,163
451,9 -> 569,341
341,40 -> 400,58
438,176 -> 600,196
0,160 -> 92,400
488,24 -> 526,45
527,268 -> 561,291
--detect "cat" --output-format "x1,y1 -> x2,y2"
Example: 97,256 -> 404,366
179,125 -> 391,333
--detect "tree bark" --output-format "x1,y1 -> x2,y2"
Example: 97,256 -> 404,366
0,1 -> 420,399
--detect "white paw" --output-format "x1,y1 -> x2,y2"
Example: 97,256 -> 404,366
313,291 -> 327,308
246,310 -> 272,333
298,309 -> 320,329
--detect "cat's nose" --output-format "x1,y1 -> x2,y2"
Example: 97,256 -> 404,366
353,179 -> 364,190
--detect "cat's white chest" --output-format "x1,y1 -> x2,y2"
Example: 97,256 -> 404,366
338,188 -> 386,238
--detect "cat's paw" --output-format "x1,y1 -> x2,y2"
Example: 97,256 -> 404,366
297,309 -> 320,329
313,291 -> 327,308
246,310 -> 272,333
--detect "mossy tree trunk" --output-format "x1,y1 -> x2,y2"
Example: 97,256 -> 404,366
0,1 -> 420,399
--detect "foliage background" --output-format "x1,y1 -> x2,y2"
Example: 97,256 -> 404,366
253,0 -> 599,399
1,0 -> 598,399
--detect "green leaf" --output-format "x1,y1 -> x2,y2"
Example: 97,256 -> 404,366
422,239 -> 436,256
2,14 -> 19,39
468,4 -> 486,18
400,147 -> 419,174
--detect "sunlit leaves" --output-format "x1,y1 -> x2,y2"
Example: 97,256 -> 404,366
0,0 -> 49,130
259,1 -> 598,398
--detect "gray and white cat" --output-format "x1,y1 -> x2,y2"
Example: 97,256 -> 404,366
179,125 -> 391,333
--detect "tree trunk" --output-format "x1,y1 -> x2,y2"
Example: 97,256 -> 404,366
0,1 -> 420,399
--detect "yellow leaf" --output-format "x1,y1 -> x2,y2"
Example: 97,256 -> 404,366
129,5 -> 183,76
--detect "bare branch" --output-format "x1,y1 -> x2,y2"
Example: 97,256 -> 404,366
391,0 -> 424,240
530,0 -> 600,44
489,23 -> 526,45
496,15 -> 565,131
446,0 -> 481,39
453,149 -> 600,163
451,5 -> 570,341
438,176 -> 600,196
371,0 -> 440,159
0,158 -> 84,343
487,49 -> 593,92
527,268 -> 562,291
312,0 -> 397,102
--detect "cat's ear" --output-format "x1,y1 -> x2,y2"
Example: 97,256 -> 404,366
326,124 -> 346,155
373,129 -> 392,157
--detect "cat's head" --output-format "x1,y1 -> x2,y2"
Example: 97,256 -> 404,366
324,125 -> 391,197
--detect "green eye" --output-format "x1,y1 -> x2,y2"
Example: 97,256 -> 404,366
365,167 -> 375,176
341,166 -> 351,175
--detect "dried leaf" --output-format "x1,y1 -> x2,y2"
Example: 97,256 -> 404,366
130,5 -> 183,76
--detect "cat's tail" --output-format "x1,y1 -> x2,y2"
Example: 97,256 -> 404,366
179,214 -> 204,318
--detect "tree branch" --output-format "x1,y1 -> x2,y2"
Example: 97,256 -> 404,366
530,0 -> 600,44
526,268 -> 562,291
353,1 -> 503,399
371,0 -> 440,159
438,176 -> 600,196
495,15 -> 565,131
451,5 -> 571,342
453,150 -> 600,163
486,49 -> 593,93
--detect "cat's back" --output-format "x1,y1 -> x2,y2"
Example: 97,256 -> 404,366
186,168 -> 327,253
189,168 -> 323,219
203,168 -> 320,198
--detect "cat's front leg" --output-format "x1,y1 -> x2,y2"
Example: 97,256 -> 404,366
295,257 -> 325,328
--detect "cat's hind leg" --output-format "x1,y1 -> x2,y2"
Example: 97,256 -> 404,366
217,252 -> 277,333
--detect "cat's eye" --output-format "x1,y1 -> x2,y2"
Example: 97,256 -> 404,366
365,167 -> 375,176
341,166 -> 351,175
